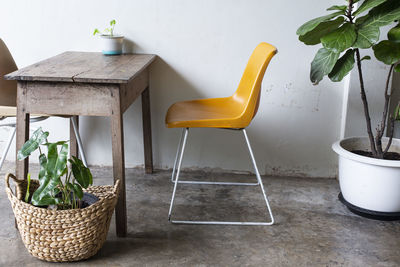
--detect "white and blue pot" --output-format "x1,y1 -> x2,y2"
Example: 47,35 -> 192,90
100,35 -> 124,55
332,137 -> 400,219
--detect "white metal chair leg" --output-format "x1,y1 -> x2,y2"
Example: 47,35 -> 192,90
242,129 -> 274,225
168,128 -> 274,225
70,117 -> 88,167
0,127 -> 16,171
168,128 -> 189,221
171,128 -> 185,182
171,128 -> 259,186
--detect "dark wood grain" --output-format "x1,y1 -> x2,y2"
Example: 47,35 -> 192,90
110,86 -> 127,237
5,52 -> 156,84
121,69 -> 148,113
16,82 -> 29,179
141,87 -> 153,174
24,82 -> 116,116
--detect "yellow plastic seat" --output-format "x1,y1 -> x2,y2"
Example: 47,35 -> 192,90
166,42 -> 277,129
166,42 -> 278,226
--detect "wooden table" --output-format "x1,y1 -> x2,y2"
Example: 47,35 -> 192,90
5,52 -> 156,237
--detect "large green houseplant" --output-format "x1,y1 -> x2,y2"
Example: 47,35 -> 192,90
297,0 -> 400,218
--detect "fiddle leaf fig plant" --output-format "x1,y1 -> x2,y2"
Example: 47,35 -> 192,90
297,0 -> 400,159
18,127 -> 92,209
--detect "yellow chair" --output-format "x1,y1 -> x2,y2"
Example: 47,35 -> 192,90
166,42 -> 277,225
0,38 -> 87,170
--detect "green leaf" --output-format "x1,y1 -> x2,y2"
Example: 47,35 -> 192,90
73,184 -> 83,199
299,17 -> 344,45
30,142 -> 68,207
110,19 -> 116,26
355,15 -> 369,25
31,174 -> 61,206
17,127 -> 49,160
93,28 -> 100,36
395,64 -> 400,72
310,48 -> 340,85
388,23 -> 400,43
69,156 -> 93,189
360,0 -> 400,29
43,141 -> 67,146
353,0 -> 387,17
327,5 -> 347,11
353,25 -> 380,48
33,194 -> 61,206
296,11 -> 345,36
46,143 -> 68,178
328,49 -> 355,82
321,23 -> 357,53
361,55 -> 371,61
373,40 -> 400,65
38,153 -> 47,181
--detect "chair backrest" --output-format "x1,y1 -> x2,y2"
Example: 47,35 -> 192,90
232,42 -> 277,126
0,38 -> 18,107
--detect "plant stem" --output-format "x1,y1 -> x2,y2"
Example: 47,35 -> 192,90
346,0 -> 354,23
376,64 -> 395,157
384,116 -> 395,154
355,49 -> 377,156
348,0 -> 377,157
347,1 -> 375,152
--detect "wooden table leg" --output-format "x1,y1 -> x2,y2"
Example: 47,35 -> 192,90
16,82 -> 29,179
70,116 -> 79,158
141,87 -> 153,174
111,87 -> 127,237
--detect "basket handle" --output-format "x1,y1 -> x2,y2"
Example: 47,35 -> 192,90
5,173 -> 23,195
113,179 -> 121,195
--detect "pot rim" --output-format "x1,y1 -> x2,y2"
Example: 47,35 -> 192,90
332,136 -> 400,167
100,34 -> 124,39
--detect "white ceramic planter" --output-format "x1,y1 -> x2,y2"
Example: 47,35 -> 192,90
332,137 -> 400,213
100,35 -> 124,55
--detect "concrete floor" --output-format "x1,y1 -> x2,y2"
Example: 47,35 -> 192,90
0,162 -> 399,266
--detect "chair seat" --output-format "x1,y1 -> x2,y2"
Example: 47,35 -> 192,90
0,105 -> 70,118
165,97 -> 248,128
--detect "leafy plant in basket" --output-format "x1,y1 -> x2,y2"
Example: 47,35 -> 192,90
17,127 -> 93,209
296,0 -> 400,159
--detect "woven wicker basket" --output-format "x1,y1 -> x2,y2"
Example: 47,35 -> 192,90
5,173 -> 120,262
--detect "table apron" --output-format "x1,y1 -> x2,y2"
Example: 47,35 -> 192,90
18,69 -> 148,117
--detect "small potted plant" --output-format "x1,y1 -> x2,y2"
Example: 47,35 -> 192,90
93,19 -> 124,55
5,127 -> 120,262
297,0 -> 400,219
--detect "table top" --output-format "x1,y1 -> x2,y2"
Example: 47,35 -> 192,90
5,52 -> 156,84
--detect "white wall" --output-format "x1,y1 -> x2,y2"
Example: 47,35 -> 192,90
0,0 -> 350,178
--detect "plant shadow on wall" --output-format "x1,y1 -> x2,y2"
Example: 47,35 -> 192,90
297,0 -> 400,218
